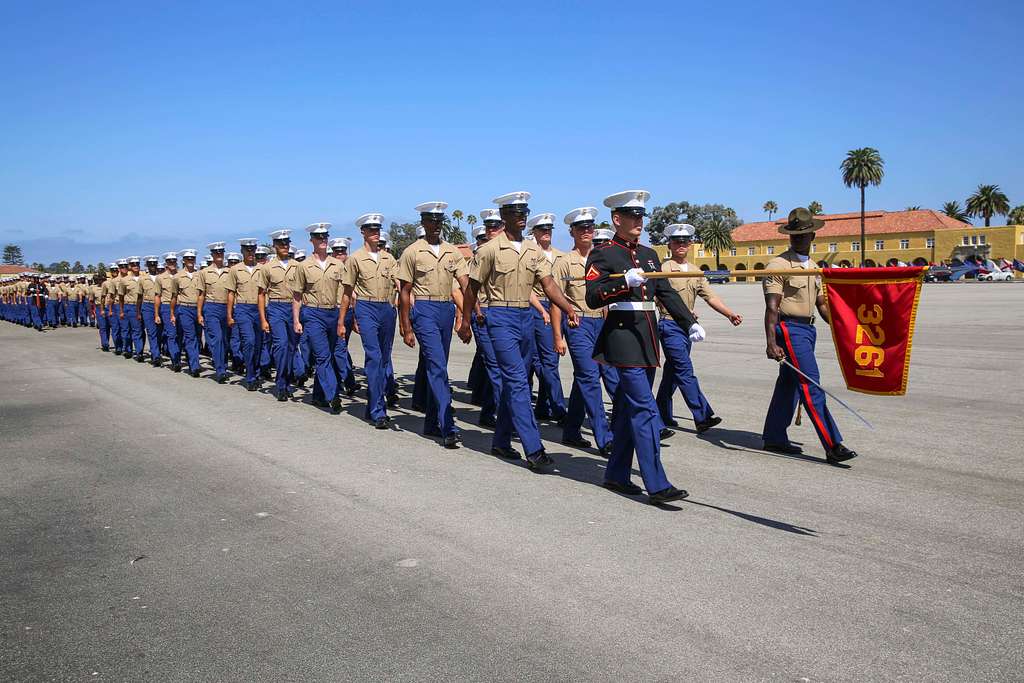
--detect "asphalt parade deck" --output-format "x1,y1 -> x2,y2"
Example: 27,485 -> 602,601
2,282 -> 1022,681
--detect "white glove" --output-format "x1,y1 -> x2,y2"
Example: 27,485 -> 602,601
624,268 -> 647,287
688,323 -> 706,343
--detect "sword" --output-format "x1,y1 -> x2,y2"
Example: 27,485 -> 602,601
776,358 -> 874,430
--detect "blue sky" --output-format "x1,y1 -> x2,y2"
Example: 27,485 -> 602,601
2,0 -> 1021,265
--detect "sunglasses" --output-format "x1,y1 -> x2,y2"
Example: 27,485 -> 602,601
501,206 -> 530,217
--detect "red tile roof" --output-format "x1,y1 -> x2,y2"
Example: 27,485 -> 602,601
732,209 -> 970,242
0,265 -> 37,275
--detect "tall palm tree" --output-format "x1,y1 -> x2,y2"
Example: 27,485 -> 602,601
965,184 -> 1010,227
808,201 -> 823,215
1007,205 -> 1024,226
905,205 -> 921,211
841,147 -> 885,266
451,209 -> 464,230
762,200 -> 778,221
466,214 -> 477,236
942,201 -> 970,223
699,215 -> 734,270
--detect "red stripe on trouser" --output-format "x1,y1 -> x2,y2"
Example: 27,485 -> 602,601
779,322 -> 834,449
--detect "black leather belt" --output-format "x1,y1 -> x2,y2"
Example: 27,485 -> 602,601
781,315 -> 815,325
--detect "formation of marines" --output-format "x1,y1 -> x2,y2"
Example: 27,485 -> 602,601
1,194 -> 859,503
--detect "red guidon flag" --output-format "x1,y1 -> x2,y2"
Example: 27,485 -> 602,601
821,267 -> 925,396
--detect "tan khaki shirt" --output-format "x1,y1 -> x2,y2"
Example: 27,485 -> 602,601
396,239 -> 468,299
343,247 -> 398,301
225,263 -> 260,305
256,257 -> 296,301
552,249 -> 602,316
468,232 -> 551,305
156,272 -> 177,302
118,276 -> 143,304
532,247 -> 564,298
292,256 -> 345,308
90,284 -> 105,304
658,260 -> 713,314
197,266 -> 231,304
763,250 -> 820,318
140,274 -> 161,303
101,279 -> 117,307
174,270 -> 202,305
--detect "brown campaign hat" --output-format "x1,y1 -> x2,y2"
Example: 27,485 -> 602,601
779,207 -> 824,235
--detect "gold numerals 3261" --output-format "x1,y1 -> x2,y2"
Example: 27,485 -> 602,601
854,304 -> 885,378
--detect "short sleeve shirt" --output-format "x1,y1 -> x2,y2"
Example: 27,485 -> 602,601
197,266 -> 232,304
658,260 -> 714,314
396,239 -> 468,298
256,257 -> 296,301
90,284 -> 105,303
468,232 -> 551,304
552,249 -> 602,316
763,250 -> 819,318
140,274 -> 161,302
118,275 -> 143,303
156,272 -> 177,301
291,256 -> 345,308
225,263 -> 260,304
343,247 -> 399,301
174,270 -> 202,305
532,247 -> 564,298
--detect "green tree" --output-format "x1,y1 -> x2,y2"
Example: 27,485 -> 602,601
942,201 -> 970,223
386,222 -> 420,257
904,205 -> 921,211
466,214 -> 477,234
646,202 -> 741,249
3,243 -> 23,264
451,209 -> 464,231
442,217 -> 467,245
699,214 -> 736,270
30,262 -> 44,271
965,184 -> 1010,227
808,201 -> 823,215
96,261 -> 107,274
71,260 -> 84,273
86,264 -> 95,273
841,147 -> 885,266
597,220 -> 610,230
762,200 -> 778,220
1007,205 -> 1024,225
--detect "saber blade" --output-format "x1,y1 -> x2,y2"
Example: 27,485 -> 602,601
777,358 -> 874,430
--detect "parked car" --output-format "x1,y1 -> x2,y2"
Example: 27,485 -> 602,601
705,270 -> 730,284
924,266 -> 952,282
978,269 -> 1014,282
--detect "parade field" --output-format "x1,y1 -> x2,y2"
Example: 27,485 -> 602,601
1,282 -> 1022,681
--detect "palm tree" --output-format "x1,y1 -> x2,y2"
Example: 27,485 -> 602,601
808,201 -> 823,215
965,184 -> 1010,226
762,200 -> 778,221
466,214 -> 477,236
451,209 -> 464,231
841,147 -> 885,266
942,201 -> 970,223
905,205 -> 921,211
699,215 -> 734,270
1007,205 -> 1024,226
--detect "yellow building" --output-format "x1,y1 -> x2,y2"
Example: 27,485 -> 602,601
678,210 -> 1024,281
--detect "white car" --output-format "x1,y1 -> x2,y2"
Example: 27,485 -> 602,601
978,269 -> 1014,282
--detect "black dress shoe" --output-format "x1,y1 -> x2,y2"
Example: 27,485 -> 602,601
599,443 -> 613,459
247,381 -> 259,392
603,480 -> 643,495
190,368 -> 201,378
490,446 -> 521,460
479,415 -> 497,428
277,391 -> 288,402
261,368 -> 273,381
311,397 -> 329,408
374,417 -> 391,430
561,436 -> 591,449
442,434 -> 460,449
826,443 -> 859,464
659,427 -> 675,441
345,383 -> 359,397
101,347 -> 110,352
151,360 -> 163,367
330,397 -> 342,414
525,449 -> 553,470
764,441 -> 803,455
171,364 -> 181,373
662,418 -> 680,428
215,374 -> 227,384
386,395 -> 400,408
134,355 -> 145,363
648,486 -> 689,504
695,415 -> 722,434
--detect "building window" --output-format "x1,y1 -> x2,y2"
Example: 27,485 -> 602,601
899,239 -> 909,249
697,249 -> 705,257
874,240 -> 885,250
926,238 -> 935,248
852,241 -> 861,252
810,243 -> 817,253
729,248 -> 736,256
979,235 -> 986,245
766,246 -> 775,255
828,243 -> 837,252
962,236 -> 970,246
970,235 -> 977,245
747,247 -> 755,256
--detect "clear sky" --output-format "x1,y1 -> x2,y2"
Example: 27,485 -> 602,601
2,0 -> 1021,265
